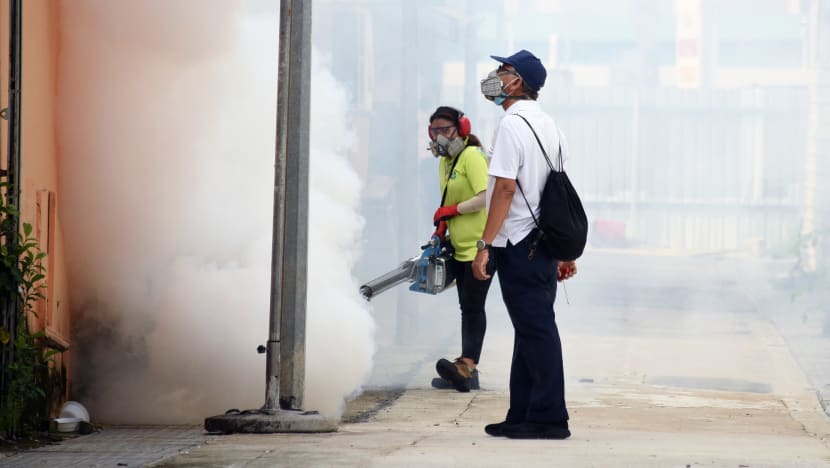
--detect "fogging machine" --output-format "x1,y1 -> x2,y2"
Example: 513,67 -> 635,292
359,235 -> 454,300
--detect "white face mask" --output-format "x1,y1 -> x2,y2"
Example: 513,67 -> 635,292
429,134 -> 465,158
480,69 -> 519,105
480,70 -> 503,99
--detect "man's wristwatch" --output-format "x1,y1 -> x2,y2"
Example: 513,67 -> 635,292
476,239 -> 491,251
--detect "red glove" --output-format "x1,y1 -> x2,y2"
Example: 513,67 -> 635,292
557,261 -> 577,282
432,220 -> 448,241
433,204 -> 460,226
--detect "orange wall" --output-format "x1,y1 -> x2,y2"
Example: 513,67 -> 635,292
19,0 -> 72,397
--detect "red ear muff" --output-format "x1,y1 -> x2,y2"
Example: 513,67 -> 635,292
456,113 -> 471,137
429,106 -> 471,139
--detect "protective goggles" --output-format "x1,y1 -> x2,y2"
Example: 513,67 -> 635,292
428,125 -> 457,140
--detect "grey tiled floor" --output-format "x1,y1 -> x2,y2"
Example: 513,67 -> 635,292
0,426 -> 210,468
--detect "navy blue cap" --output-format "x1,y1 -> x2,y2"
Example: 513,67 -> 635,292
490,49 -> 547,91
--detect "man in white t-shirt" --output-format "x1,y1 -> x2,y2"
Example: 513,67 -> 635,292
471,49 -> 578,440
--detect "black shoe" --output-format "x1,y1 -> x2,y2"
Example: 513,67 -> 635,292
435,358 -> 475,392
484,420 -> 520,437
431,370 -> 480,390
502,422 -> 571,440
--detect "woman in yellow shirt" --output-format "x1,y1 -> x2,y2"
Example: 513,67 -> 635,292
428,106 -> 493,392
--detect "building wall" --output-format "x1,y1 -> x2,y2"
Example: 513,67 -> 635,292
18,0 -> 72,401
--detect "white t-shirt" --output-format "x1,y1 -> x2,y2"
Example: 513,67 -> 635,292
486,100 -> 568,247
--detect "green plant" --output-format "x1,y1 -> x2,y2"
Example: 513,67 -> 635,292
0,184 -> 54,440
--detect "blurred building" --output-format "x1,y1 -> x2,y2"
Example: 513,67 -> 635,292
310,0 -> 830,350
317,0 -> 829,265
505,0 -> 824,259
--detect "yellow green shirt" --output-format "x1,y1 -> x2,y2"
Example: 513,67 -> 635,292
438,145 -> 489,261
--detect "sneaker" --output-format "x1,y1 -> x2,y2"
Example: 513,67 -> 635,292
431,369 -> 480,390
484,420 -> 520,437
435,358 -> 475,392
501,422 -> 571,440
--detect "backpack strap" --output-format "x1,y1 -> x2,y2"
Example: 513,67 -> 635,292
510,114 -> 562,230
512,114 -> 562,173
440,150 -> 463,207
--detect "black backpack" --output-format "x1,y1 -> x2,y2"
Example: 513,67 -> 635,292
514,114 -> 588,261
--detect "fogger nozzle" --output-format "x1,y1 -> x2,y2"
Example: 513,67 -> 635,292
358,258 -> 418,301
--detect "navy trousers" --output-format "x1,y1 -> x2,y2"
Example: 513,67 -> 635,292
492,231 -> 569,424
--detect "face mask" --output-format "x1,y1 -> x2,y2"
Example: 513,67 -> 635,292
480,70 -> 503,100
428,134 -> 464,158
480,69 -> 519,106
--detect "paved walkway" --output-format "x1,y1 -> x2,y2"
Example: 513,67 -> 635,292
154,385 -> 829,468
5,379 -> 828,468
2,251 -> 829,467
0,426 -> 209,467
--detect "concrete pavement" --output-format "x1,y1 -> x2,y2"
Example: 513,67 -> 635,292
0,426 -> 207,467
155,385 -> 828,467
4,378 -> 828,467
151,278 -> 830,467
3,250 -> 830,467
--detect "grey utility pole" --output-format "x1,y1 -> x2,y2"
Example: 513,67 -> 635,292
204,0 -> 336,434
395,0 -> 419,344
266,0 -> 311,413
801,0 -> 827,273
814,0 -> 830,271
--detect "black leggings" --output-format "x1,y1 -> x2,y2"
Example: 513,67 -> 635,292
449,258 -> 493,364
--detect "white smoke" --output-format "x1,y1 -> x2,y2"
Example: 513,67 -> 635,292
57,0 -> 372,423
306,53 -> 376,414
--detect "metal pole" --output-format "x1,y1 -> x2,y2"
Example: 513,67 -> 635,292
264,0 -> 312,412
817,0 -> 830,270
1,0 -> 22,402
5,0 -> 20,203
801,0 -> 820,273
205,0 -> 333,433
395,1 -> 418,344
463,1 -> 478,118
